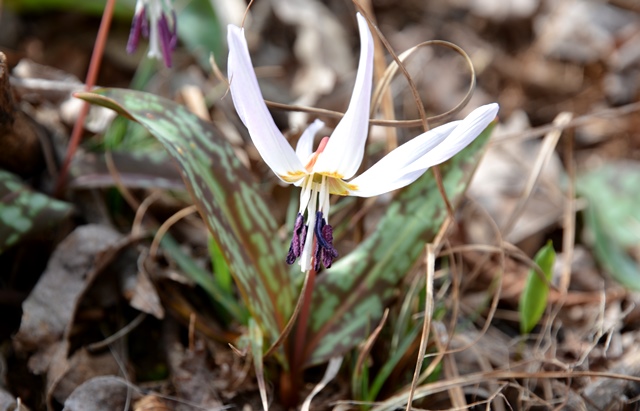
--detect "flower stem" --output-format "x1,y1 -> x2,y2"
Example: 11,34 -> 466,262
55,0 -> 117,196
286,266 -> 317,403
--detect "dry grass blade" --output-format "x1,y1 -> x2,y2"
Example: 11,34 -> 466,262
358,0 -> 398,151
405,244 -> 435,411
301,357 -> 343,411
105,150 -> 141,211
353,1 -> 429,132
371,40 -> 476,128
493,102 -> 640,144
249,319 -> 270,411
263,100 -> 470,128
150,205 -> 198,258
559,124 -> 576,294
353,308 -> 389,396
500,112 -> 573,237
263,37 -> 480,131
86,312 -> 147,352
131,191 -> 162,238
374,370 -> 640,411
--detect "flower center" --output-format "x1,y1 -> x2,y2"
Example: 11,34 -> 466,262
286,137 -> 339,272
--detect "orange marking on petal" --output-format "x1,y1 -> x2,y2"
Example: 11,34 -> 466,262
316,136 -> 330,153
305,136 -> 331,172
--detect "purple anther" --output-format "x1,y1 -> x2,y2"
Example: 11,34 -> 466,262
313,211 -> 338,270
286,213 -> 307,265
126,7 -> 147,54
320,224 -> 338,268
158,13 -> 175,67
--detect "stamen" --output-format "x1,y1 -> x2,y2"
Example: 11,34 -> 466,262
126,7 -> 146,53
313,211 -> 338,270
158,13 -> 174,67
286,213 -> 307,264
320,224 -> 338,268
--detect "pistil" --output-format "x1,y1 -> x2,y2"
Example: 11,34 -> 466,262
286,173 -> 337,271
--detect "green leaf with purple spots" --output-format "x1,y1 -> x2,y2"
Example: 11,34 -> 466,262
304,123 -> 495,366
77,88 -> 294,349
0,170 -> 73,254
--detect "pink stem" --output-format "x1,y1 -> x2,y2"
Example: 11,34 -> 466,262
55,0 -> 117,196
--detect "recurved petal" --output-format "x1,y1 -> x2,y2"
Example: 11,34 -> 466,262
227,25 -> 306,182
345,122 -> 458,197
312,13 -> 374,180
295,119 -> 325,163
402,103 -> 499,174
347,103 -> 499,197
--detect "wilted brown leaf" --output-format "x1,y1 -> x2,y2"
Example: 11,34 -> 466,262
14,225 -> 124,358
62,376 -> 139,411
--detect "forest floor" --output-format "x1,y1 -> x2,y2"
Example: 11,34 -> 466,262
2,0 -> 640,410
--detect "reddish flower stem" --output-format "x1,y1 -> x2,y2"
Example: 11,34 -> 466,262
55,0 -> 117,197
286,265 -> 317,402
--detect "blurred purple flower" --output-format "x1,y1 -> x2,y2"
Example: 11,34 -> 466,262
127,0 -> 177,67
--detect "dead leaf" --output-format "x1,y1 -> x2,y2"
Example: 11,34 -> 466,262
466,111 -> 565,245
48,346 -> 122,406
62,376 -> 139,411
130,267 -> 165,320
535,1 -> 637,64
13,225 -> 124,363
167,336 -> 223,411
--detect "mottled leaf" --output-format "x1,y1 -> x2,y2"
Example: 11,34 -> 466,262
0,169 -> 73,254
578,162 -> 640,247
69,150 -> 184,190
305,124 -> 495,365
77,88 -> 294,347
578,162 -> 640,291
519,241 -> 556,334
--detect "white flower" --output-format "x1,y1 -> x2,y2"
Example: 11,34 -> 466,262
127,0 -> 177,67
227,13 -> 499,272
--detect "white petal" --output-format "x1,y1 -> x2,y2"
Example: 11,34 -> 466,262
345,122 -> 458,197
227,25 -> 306,182
295,119 -> 325,163
312,13 -> 374,179
403,103 -> 499,173
348,103 -> 499,197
